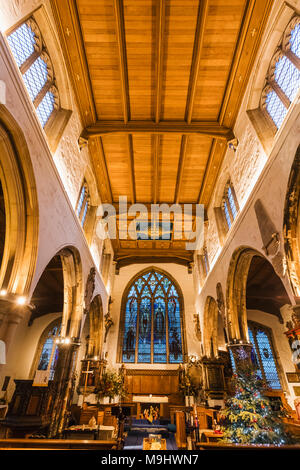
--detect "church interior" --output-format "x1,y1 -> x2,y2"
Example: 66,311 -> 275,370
0,0 -> 300,452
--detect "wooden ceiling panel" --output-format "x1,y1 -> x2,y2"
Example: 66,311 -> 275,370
101,134 -> 132,200
179,135 -> 212,203
159,134 -> 182,203
132,134 -> 152,202
52,0 -> 274,268
161,0 -> 199,119
191,0 -> 247,120
124,0 -> 154,120
77,0 -> 124,119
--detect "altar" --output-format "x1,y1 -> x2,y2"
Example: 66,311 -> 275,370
132,395 -> 168,419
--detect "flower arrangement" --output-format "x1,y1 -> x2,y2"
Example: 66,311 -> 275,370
95,369 -> 126,400
179,372 -> 200,397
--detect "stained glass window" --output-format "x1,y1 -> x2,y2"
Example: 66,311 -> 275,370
222,182 -> 238,230
7,19 -> 59,128
121,269 -> 184,363
248,322 -> 281,390
263,18 -> 300,129
37,320 -> 61,380
76,181 -> 90,228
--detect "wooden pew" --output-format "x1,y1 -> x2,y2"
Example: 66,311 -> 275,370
0,438 -> 119,450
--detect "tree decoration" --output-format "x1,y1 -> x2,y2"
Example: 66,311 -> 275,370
220,364 -> 294,445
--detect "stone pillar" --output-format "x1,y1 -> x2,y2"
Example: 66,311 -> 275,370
48,340 -> 80,437
227,340 -> 253,371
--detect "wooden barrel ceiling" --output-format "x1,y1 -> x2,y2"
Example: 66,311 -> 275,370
51,0 -> 273,269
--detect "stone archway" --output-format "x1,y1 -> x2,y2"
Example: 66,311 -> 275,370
203,296 -> 219,358
0,106 -> 38,297
283,144 -> 300,300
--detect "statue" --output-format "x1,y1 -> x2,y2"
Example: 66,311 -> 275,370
104,297 -> 114,343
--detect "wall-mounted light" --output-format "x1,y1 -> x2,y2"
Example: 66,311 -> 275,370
16,296 -> 26,305
0,289 -> 7,296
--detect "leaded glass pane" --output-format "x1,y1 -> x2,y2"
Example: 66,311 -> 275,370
227,186 -> 237,219
274,55 -> 300,102
36,91 -> 55,127
38,338 -> 53,370
76,186 -> 86,217
122,297 -> 137,363
255,330 -> 281,389
290,23 -> 300,58
23,56 -> 48,101
248,328 -> 263,380
223,200 -> 231,229
81,200 -> 89,227
265,90 -> 288,128
121,270 -> 183,363
153,297 -> 167,363
168,297 -> 182,363
229,349 -> 236,372
138,296 -> 151,363
7,23 -> 36,67
49,345 -> 59,380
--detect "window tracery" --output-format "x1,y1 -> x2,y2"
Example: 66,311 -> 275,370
261,17 -> 300,130
119,269 -> 184,364
7,18 -> 59,128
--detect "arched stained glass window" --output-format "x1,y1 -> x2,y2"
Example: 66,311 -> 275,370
37,320 -> 61,380
262,16 -> 300,130
248,322 -> 281,390
119,269 -> 184,364
7,18 -> 59,128
222,181 -> 239,231
76,180 -> 90,228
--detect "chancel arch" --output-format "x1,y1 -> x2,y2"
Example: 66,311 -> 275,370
118,267 -> 186,364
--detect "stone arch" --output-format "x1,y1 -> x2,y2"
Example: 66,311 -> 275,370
59,246 -> 83,340
86,294 -> 104,359
226,246 -> 291,342
283,144 -> 300,299
203,296 -> 218,358
0,105 -> 38,297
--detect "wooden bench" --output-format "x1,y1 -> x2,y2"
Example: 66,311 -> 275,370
0,438 -> 119,450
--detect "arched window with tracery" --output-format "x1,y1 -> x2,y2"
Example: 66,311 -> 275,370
261,16 -> 300,130
7,18 -> 60,129
30,319 -> 61,381
118,269 -> 185,364
76,180 -> 90,228
248,322 -> 282,390
222,181 -> 239,231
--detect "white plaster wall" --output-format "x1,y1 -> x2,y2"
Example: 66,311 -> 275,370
106,262 -> 200,371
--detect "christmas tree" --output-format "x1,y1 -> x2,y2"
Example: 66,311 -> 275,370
220,363 -> 293,445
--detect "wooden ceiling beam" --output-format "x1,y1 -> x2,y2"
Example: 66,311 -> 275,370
92,138 -> 113,204
81,121 -> 234,140
51,0 -> 97,127
185,0 -> 209,124
219,0 -> 274,127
